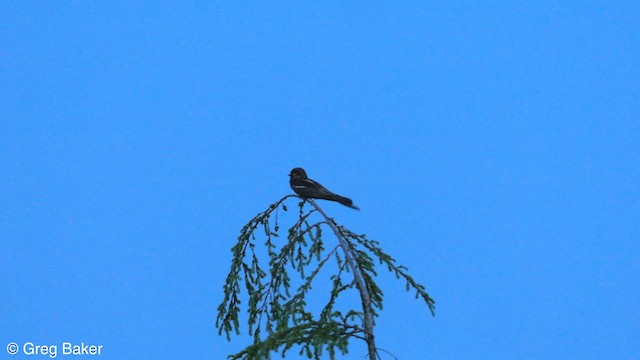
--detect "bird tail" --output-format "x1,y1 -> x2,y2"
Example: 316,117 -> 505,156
334,195 -> 360,210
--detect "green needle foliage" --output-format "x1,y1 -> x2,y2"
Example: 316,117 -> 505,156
216,196 -> 435,359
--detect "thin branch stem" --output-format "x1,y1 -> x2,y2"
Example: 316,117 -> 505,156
307,199 -> 378,360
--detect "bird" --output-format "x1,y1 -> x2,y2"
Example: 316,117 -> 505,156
289,167 -> 360,210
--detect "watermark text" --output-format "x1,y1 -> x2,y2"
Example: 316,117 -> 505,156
6,342 -> 103,357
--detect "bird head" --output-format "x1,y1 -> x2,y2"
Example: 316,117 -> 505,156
289,167 -> 308,179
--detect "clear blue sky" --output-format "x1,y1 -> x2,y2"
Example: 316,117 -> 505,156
1,2 -> 638,359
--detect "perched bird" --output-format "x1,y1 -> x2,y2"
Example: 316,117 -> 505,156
289,167 -> 360,210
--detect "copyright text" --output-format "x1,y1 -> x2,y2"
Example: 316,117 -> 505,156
6,342 -> 103,358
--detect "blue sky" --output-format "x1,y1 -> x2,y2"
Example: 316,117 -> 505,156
1,2 -> 638,359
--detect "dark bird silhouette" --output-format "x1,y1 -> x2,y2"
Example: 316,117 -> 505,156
289,167 -> 360,210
